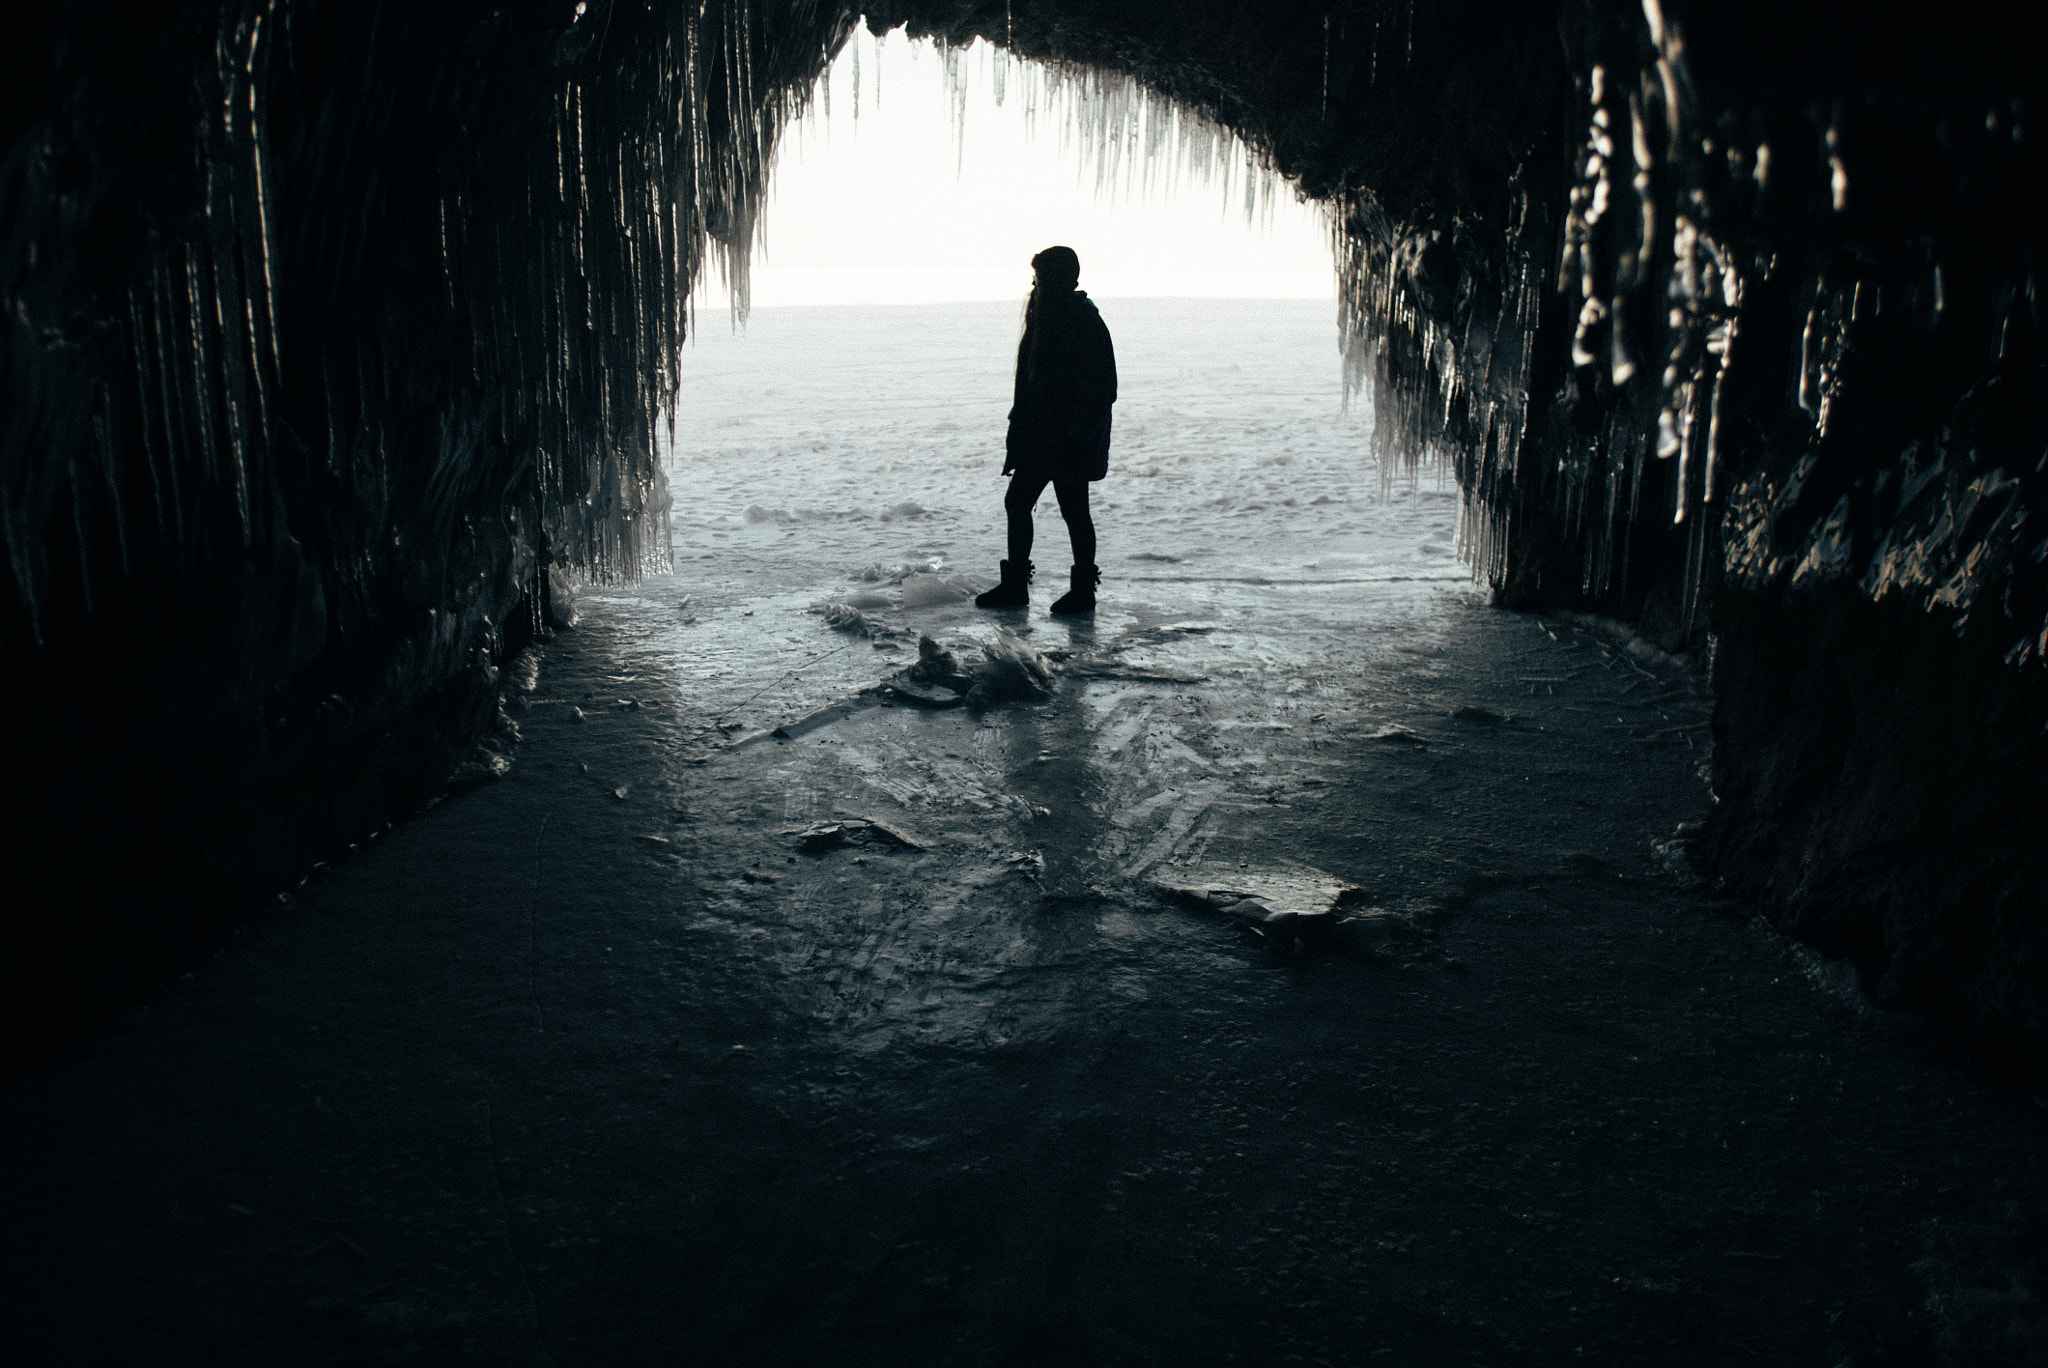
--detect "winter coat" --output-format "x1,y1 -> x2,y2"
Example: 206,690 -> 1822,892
1004,290 -> 1117,482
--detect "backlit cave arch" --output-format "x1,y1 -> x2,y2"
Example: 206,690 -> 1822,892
5,0 -> 2044,1076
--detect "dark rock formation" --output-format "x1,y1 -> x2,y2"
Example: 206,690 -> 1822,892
4,0 -> 2045,1074
1,0 -> 839,1065
1702,589 -> 2048,1073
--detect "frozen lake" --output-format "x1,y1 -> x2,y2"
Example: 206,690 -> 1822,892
596,297 -> 1469,735
665,295 -> 1460,583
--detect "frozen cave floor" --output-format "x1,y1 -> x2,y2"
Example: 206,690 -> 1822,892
4,568 -> 2047,1367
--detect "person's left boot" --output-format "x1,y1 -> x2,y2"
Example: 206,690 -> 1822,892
1049,564 -> 1100,615
975,558 -> 1031,609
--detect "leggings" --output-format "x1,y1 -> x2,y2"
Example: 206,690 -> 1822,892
1005,472 -> 1095,568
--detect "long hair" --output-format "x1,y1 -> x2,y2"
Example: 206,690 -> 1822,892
1020,246 -> 1081,384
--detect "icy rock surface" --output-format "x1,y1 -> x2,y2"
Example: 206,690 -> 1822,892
814,601 -> 888,636
1153,864 -> 1368,952
966,629 -> 1055,706
898,573 -> 977,608
904,636 -> 971,689
546,568 -> 583,630
882,634 -> 975,706
786,817 -> 927,852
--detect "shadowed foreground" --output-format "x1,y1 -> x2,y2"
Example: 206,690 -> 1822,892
3,573 -> 2044,1365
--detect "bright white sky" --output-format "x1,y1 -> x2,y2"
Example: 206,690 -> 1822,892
693,29 -> 1336,311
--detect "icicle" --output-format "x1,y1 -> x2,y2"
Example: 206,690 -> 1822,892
1798,303 -> 1821,415
1673,381 -> 1696,524
1322,13 -> 1331,116
1703,363 -> 1727,505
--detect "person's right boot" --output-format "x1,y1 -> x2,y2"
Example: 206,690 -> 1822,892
974,559 -> 1031,609
1049,563 -> 1100,615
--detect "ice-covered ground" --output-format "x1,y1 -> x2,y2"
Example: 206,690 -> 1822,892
13,302 -> 2047,1368
588,297 -> 1467,733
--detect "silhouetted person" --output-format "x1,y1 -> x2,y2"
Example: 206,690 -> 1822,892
975,246 -> 1117,614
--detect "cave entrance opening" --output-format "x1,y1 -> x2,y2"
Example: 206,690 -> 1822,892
618,28 -> 1466,737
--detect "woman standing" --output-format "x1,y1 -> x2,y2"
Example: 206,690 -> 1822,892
975,246 -> 1117,615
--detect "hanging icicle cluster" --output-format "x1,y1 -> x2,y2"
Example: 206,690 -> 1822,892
922,34 -> 1286,225
3,0 -> 858,654
1317,0 -> 1726,623
1327,0 -> 2046,666
1537,4 -> 1742,629
1331,184 -> 1545,566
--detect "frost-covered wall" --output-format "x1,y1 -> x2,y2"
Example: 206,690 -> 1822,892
5,0 -> 2046,1072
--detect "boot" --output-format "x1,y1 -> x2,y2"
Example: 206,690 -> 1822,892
1049,564 -> 1099,615
975,559 -> 1032,609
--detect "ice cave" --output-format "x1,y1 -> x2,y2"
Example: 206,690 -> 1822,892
3,1 -> 2046,1361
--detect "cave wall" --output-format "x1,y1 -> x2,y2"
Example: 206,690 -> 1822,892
1550,1 -> 2048,1073
4,0 -> 2045,1074
0,0 -> 842,1066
